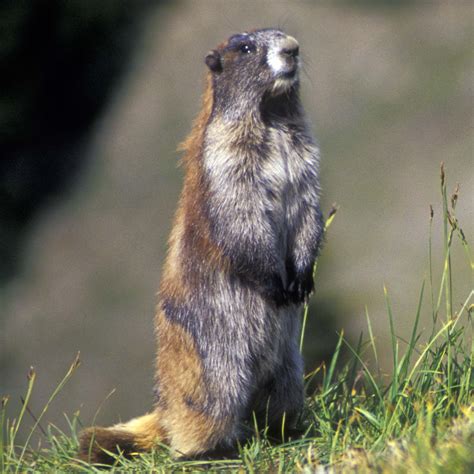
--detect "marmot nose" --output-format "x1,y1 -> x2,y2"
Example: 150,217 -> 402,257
282,46 -> 299,58
280,36 -> 299,58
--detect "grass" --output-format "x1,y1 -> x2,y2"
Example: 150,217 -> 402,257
1,164 -> 473,472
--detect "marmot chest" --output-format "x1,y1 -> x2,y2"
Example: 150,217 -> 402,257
205,123 -> 311,236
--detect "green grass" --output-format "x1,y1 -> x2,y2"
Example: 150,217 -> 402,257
1,164 -> 473,472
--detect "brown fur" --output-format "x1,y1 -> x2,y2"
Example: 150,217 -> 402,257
154,312 -> 232,456
77,79 -> 218,464
161,76 -> 231,283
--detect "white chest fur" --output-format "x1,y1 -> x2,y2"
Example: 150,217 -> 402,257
203,118 -> 320,265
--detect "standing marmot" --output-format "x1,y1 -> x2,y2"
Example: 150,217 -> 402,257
79,28 -> 323,464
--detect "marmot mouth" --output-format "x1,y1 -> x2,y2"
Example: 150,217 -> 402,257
281,69 -> 297,79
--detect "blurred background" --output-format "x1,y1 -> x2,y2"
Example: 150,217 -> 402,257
1,1 -> 472,439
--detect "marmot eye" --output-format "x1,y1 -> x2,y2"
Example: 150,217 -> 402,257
240,43 -> 255,54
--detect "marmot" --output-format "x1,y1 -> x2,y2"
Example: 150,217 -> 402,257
79,28 -> 323,464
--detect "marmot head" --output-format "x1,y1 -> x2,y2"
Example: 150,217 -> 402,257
205,28 -> 300,116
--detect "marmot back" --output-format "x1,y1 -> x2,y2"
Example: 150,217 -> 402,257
79,28 -> 323,464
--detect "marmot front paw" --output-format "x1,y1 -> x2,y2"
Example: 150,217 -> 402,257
288,268 -> 314,304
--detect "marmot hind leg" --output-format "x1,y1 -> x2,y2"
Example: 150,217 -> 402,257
252,347 -> 305,440
163,411 -> 236,459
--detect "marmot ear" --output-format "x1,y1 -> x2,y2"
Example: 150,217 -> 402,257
205,50 -> 222,73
